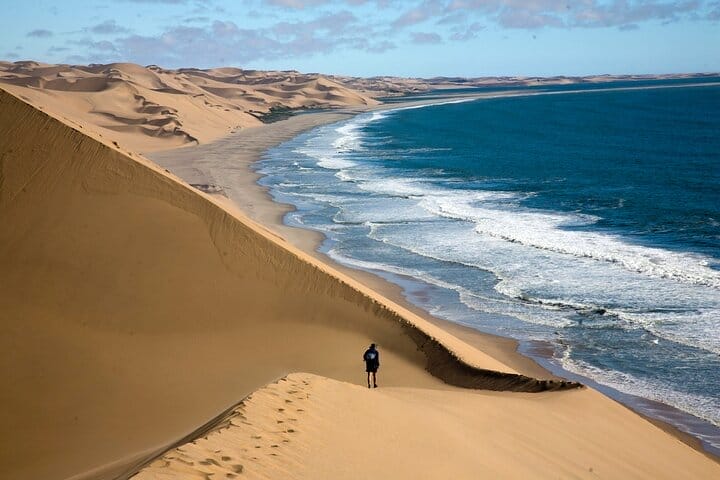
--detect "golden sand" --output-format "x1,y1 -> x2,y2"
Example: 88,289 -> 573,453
0,62 -> 377,153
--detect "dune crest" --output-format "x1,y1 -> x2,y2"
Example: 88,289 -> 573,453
0,62 -> 377,153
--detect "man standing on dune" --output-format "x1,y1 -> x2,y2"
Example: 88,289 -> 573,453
363,343 -> 380,388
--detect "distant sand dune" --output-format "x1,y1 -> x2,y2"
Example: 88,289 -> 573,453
0,62 -> 378,153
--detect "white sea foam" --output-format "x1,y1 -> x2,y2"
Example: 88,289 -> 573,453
456,289 -> 576,329
329,111 -> 387,153
326,248 -> 460,292
427,197 -> 720,288
388,97 -> 480,112
615,309 -> 720,356
327,245 -> 577,329
355,177 -> 430,197
284,191 -> 347,205
338,175 -> 717,292
316,155 -> 357,170
340,170 -> 720,289
332,124 -> 362,153
333,198 -> 436,224
367,218 -> 720,355
559,346 -> 720,429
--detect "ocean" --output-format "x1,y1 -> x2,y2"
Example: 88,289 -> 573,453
257,80 -> 720,454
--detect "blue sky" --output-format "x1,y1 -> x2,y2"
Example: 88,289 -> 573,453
1,0 -> 719,77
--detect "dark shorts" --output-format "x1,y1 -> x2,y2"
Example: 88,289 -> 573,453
366,365 -> 378,373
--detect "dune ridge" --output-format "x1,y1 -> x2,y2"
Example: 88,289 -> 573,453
132,373 -> 720,480
0,84 -> 582,480
0,61 -> 377,153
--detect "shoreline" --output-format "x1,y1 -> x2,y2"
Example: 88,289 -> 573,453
4,76 -> 720,479
149,95 -> 720,462
149,95 -> 555,380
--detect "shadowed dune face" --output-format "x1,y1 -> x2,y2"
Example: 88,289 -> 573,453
0,89 -> 576,479
0,62 -> 378,153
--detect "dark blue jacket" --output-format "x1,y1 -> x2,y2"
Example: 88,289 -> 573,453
363,348 -> 380,369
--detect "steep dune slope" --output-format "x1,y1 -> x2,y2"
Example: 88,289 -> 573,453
0,89 -> 563,479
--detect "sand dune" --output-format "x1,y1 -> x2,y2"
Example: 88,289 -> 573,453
133,373 -> 720,480
1,84 -> 718,480
0,62 -> 377,153
330,71 -> 717,97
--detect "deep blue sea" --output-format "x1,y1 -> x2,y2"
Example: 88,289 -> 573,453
257,81 -> 720,454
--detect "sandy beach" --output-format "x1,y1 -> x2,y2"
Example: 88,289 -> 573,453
148,104 -> 568,380
2,75 -> 720,480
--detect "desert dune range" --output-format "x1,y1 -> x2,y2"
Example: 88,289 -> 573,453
0,61 -> 377,154
1,81 -> 720,480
